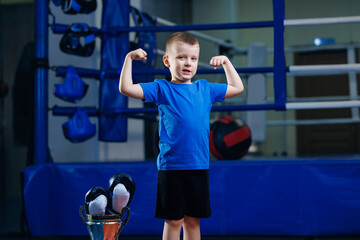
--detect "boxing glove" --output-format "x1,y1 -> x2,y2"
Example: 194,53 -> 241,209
85,186 -> 111,216
108,173 -> 135,213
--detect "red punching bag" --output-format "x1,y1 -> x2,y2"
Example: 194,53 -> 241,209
209,116 -> 251,160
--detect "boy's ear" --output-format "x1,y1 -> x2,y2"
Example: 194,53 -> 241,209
163,55 -> 170,68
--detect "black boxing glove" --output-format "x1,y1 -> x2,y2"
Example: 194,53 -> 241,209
108,173 -> 135,213
85,186 -> 111,216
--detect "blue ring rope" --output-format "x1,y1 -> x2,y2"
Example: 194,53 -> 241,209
52,103 -> 279,118
55,66 -> 280,79
52,21 -> 274,35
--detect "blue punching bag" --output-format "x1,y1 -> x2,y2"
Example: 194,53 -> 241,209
99,0 -> 129,142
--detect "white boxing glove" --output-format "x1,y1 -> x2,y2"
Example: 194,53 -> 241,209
85,186 -> 111,216
112,183 -> 130,214
88,194 -> 108,216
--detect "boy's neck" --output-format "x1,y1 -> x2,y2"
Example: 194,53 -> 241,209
170,79 -> 192,84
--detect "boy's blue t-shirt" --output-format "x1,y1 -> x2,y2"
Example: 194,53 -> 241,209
139,79 -> 227,170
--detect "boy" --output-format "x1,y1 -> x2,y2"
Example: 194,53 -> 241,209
119,32 -> 244,240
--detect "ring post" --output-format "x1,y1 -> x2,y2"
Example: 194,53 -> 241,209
273,0 -> 287,110
34,0 -> 49,164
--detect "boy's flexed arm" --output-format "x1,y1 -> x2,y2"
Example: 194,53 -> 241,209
209,56 -> 244,98
119,48 -> 147,99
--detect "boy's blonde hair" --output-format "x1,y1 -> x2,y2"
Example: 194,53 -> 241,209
165,32 -> 199,53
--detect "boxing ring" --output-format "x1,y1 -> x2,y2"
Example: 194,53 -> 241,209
24,0 -> 360,237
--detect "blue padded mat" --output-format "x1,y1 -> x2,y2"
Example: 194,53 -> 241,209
22,159 -> 360,236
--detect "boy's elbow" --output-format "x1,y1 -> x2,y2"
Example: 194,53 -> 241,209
233,84 -> 244,95
120,89 -> 131,97
234,87 -> 244,97
225,85 -> 244,99
238,85 -> 244,94
237,80 -> 245,93
119,85 -> 129,96
119,85 -> 125,95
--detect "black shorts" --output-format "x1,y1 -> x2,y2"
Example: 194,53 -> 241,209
155,169 -> 211,220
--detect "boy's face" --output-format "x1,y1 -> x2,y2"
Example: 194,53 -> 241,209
163,41 -> 199,84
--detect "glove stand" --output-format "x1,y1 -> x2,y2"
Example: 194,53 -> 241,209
79,205 -> 130,240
